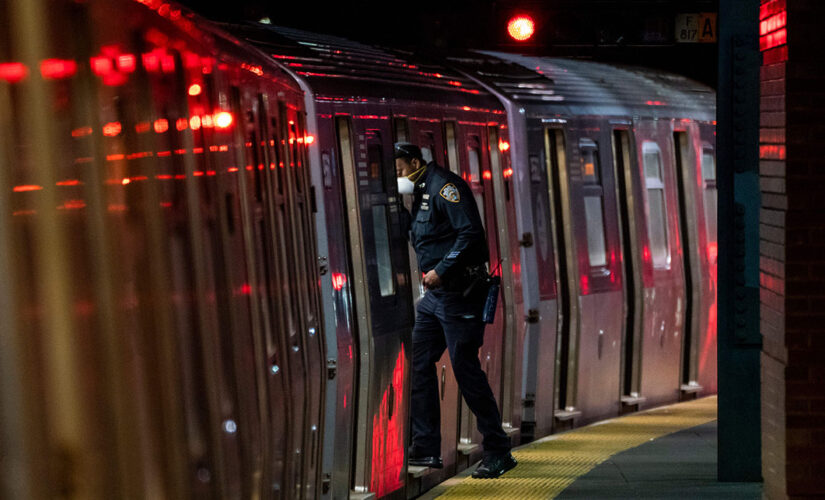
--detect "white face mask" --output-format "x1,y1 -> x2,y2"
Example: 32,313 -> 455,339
397,176 -> 415,195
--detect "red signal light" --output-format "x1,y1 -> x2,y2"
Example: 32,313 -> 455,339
507,15 -> 535,42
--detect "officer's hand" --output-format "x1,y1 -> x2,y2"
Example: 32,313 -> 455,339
423,270 -> 442,290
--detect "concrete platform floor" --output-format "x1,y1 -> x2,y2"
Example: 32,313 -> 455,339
421,397 -> 763,499
556,421 -> 762,499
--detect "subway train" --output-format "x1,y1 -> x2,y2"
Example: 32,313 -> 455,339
0,0 -> 716,499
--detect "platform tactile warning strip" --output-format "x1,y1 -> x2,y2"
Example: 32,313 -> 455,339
435,396 -> 718,499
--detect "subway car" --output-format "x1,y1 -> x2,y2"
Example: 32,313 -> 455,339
0,0 -> 716,499
0,0 -> 325,498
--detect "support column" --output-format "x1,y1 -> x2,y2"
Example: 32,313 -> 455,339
717,0 -> 763,482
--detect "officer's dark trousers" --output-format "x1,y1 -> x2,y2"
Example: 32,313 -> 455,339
410,289 -> 510,458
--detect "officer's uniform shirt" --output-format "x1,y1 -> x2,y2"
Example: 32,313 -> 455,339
409,162 -> 489,290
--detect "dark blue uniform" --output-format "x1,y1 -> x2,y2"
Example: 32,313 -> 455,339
406,162 -> 510,459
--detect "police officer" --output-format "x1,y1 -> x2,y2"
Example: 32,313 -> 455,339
394,142 -> 517,479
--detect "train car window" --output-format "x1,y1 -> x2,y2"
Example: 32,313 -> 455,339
468,140 -> 482,184
393,117 -> 409,143
366,130 -> 386,193
270,116 -> 284,195
444,122 -> 460,175
372,205 -> 396,297
580,139 -> 608,268
701,146 -> 717,256
642,141 -> 670,268
420,131 -> 436,163
289,119 -> 303,193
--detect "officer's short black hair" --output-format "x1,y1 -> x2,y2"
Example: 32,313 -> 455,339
394,142 -> 423,162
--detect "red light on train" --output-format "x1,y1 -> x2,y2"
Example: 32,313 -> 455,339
40,59 -> 77,79
483,171 -> 492,180
507,15 -> 535,42
0,62 -> 28,83
117,54 -> 137,73
215,111 -> 233,129
154,119 -> 169,133
189,115 -> 201,130
498,140 -> 510,152
103,122 -> 122,137
503,168 -> 514,178
332,273 -> 347,291
176,118 -> 188,131
304,135 -> 315,145
13,185 -> 43,192
90,56 -> 113,75
71,127 -> 93,138
188,83 -> 202,96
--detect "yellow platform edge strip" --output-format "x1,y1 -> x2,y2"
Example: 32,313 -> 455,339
434,396 -> 718,499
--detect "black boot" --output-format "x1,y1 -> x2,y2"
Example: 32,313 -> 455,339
472,453 -> 517,479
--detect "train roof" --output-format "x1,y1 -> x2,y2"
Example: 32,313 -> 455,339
448,51 -> 716,122
224,23 -> 502,109
125,2 -> 302,94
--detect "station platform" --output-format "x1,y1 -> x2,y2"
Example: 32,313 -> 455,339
419,396 -> 762,499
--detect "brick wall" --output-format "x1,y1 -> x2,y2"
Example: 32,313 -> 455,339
760,0 -> 825,497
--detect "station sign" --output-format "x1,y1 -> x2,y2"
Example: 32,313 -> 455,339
675,13 -> 717,43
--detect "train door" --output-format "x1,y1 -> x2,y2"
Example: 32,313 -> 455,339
488,125 -> 523,437
612,128 -> 646,406
673,130 -> 702,391
283,106 -> 325,497
544,127 -> 580,423
523,126 -> 560,438
195,80 -> 269,499
234,91 -> 295,497
696,138 -> 718,393
335,116 -> 412,499
674,129 -> 718,395
572,131 -> 625,421
634,124 -> 686,406
316,112 -> 357,499
405,117 -> 462,481
450,125 -> 507,455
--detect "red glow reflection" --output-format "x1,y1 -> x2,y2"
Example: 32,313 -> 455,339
580,274 -> 590,295
707,242 -> 718,264
154,119 -> 169,133
13,185 -> 43,192
40,59 -> 77,79
215,111 -> 233,129
0,62 -> 28,83
370,346 -> 406,497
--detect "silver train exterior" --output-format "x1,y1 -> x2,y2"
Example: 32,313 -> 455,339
1,1 -> 325,498
0,0 -> 717,498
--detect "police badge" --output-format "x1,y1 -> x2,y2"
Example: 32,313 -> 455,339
439,183 -> 460,203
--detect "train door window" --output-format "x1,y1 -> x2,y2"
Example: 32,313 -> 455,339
642,141 -> 670,268
372,206 -> 396,296
701,146 -> 717,258
444,122 -> 460,175
580,139 -> 608,268
467,136 -> 486,230
419,130 -> 436,163
393,117 -> 409,143
366,130 -> 386,193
